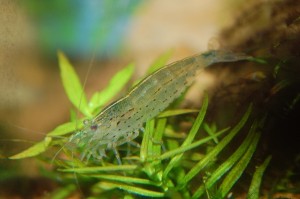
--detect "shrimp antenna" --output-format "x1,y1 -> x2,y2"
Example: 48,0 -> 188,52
51,50 -> 96,172
71,149 -> 84,198
50,143 -> 67,164
72,49 -> 96,198
50,140 -> 84,197
50,134 -> 73,163
3,121 -> 49,137
75,50 -> 96,129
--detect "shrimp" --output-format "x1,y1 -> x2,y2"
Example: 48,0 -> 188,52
68,50 -> 252,163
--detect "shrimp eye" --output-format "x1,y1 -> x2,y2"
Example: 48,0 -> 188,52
83,119 -> 91,126
90,124 -> 98,131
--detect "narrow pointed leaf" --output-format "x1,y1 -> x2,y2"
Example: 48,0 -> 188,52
192,125 -> 256,198
146,50 -> 173,74
158,109 -> 199,118
219,132 -> 261,197
157,128 -> 228,161
163,94 -> 208,179
57,51 -> 89,116
178,105 -> 252,188
247,156 -> 272,199
47,120 -> 84,137
59,165 -> 138,173
95,182 -> 165,197
9,137 -> 52,159
140,119 -> 155,162
89,63 -> 134,112
91,175 -> 158,186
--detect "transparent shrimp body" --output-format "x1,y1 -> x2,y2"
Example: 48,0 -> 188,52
69,50 -> 251,162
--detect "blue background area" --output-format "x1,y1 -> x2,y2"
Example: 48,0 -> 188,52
22,0 -> 142,58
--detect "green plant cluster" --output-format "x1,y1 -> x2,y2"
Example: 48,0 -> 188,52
10,52 -> 270,198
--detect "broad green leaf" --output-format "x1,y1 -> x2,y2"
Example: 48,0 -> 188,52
247,156 -> 272,199
89,63 -> 135,112
57,51 -> 89,116
47,120 -> 84,137
9,137 -> 52,159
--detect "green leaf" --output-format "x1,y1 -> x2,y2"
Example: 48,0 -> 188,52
132,50 -> 173,86
124,195 -> 135,199
147,118 -> 167,182
247,156 -> 272,199
89,63 -> 135,112
158,109 -> 199,118
9,137 -> 52,159
152,118 -> 167,157
203,122 -> 219,144
91,175 -> 158,186
146,50 -> 173,74
177,104 -> 252,189
59,165 -> 138,173
163,94 -> 208,180
94,182 -> 165,197
247,57 -> 268,64
47,120 -> 84,137
49,184 -> 76,199
192,124 -> 257,198
140,119 -> 155,162
219,130 -> 261,197
57,51 -> 89,116
157,128 -> 228,161
182,94 -> 209,146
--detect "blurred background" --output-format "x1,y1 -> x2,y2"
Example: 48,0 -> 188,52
1,0 -> 299,198
0,0 -> 235,154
